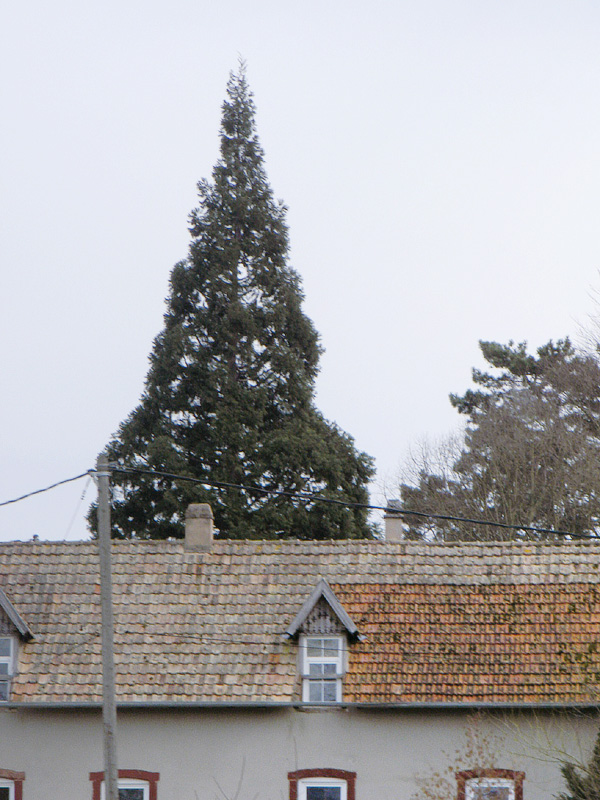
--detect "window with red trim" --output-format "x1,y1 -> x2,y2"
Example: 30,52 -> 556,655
0,769 -> 24,800
89,769 -> 159,800
288,769 -> 356,800
456,769 -> 524,800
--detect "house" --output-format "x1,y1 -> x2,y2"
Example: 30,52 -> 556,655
0,504 -> 599,799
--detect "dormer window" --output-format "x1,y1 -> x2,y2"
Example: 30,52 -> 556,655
287,578 -> 359,705
0,589 -> 34,704
301,635 -> 345,703
0,638 -> 14,702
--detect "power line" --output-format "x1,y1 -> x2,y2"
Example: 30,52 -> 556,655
0,472 -> 90,509
41,630 -> 600,663
0,465 -> 596,541
64,475 -> 92,539
111,464 -> 596,541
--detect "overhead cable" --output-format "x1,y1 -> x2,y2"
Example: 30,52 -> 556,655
0,472 -> 90,509
111,465 -> 596,541
0,465 -> 596,541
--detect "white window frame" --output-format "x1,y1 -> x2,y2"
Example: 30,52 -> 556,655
298,777 -> 347,800
466,777 -> 515,800
0,638 -> 15,703
300,634 -> 345,703
100,779 -> 149,800
0,781 -> 14,800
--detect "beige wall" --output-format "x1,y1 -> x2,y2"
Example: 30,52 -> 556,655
0,706 -> 597,800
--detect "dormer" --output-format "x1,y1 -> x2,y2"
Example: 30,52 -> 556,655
0,588 -> 33,702
286,579 -> 359,704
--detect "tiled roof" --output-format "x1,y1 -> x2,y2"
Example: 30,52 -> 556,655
336,583 -> 600,704
2,538 -> 600,705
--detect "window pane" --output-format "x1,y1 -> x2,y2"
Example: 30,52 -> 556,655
119,789 -> 144,800
323,681 -> 338,701
473,788 -> 511,800
307,639 -> 323,658
0,639 -> 11,657
308,663 -> 337,677
323,639 -> 339,656
306,788 -> 341,800
0,681 -> 9,701
307,679 -> 339,702
309,681 -> 323,702
0,664 -> 9,675
0,788 -> 10,800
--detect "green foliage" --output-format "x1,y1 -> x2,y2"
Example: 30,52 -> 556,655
400,338 -> 600,540
557,730 -> 600,800
91,64 -> 374,540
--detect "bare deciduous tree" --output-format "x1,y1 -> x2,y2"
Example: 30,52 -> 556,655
411,714 -> 504,800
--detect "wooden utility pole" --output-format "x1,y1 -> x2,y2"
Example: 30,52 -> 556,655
96,453 -> 119,800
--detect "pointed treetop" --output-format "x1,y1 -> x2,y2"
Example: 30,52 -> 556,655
91,64 -> 375,541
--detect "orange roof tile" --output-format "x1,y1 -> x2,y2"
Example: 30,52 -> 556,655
334,582 -> 600,703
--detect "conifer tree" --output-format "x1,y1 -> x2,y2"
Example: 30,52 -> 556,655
93,64 -> 374,540
557,730 -> 600,800
399,339 -> 600,540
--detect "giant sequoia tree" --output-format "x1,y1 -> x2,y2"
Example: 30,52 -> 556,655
400,339 -> 600,541
94,65 -> 374,540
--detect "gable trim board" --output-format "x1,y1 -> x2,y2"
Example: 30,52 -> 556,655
0,591 -> 32,642
286,578 -> 360,639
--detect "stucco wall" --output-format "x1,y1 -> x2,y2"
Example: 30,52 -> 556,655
0,706 -> 597,800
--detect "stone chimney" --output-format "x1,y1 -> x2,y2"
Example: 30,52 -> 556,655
384,499 -> 404,542
184,503 -> 214,552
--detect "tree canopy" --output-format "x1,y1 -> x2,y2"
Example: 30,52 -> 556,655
91,64 -> 374,540
399,338 -> 600,541
556,729 -> 600,800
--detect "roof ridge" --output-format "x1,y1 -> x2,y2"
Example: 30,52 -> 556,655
1,537 -> 600,553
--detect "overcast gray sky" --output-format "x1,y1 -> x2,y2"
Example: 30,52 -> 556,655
2,1 -> 600,540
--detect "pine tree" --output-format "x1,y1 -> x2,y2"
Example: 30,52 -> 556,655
399,339 -> 600,541
93,64 -> 374,540
557,730 -> 600,800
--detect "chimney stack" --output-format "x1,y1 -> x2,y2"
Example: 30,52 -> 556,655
184,503 -> 214,552
384,499 -> 404,542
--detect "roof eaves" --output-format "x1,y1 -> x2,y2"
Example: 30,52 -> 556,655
345,701 -> 600,712
5,701 -> 293,711
285,577 -> 359,639
7,700 -> 600,712
0,589 -> 33,641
